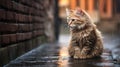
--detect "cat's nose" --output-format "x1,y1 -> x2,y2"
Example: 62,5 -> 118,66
68,21 -> 72,26
68,20 -> 72,25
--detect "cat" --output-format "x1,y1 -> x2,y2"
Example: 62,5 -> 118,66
66,8 -> 103,59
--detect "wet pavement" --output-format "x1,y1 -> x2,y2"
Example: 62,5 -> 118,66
4,34 -> 120,67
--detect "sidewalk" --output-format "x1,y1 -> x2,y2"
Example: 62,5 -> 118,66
4,34 -> 120,67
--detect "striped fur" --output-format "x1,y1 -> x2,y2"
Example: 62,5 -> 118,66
66,8 -> 103,59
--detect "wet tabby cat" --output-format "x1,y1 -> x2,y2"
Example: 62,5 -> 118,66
66,8 -> 103,59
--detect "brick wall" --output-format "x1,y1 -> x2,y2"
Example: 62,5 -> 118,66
0,0 -> 55,66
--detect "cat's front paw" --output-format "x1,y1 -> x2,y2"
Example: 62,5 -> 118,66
74,55 -> 79,59
74,47 -> 80,59
79,55 -> 87,59
81,51 -> 86,55
80,51 -> 88,59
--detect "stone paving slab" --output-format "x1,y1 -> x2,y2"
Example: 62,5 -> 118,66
4,43 -> 120,67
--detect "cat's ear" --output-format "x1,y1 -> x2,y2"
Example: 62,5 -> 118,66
74,8 -> 84,16
81,9 -> 93,22
66,8 -> 72,17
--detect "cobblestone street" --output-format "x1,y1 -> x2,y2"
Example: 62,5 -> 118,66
4,34 -> 120,67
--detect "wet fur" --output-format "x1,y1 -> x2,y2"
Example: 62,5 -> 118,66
67,8 -> 103,59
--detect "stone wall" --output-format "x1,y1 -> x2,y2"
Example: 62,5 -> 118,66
0,0 -> 55,66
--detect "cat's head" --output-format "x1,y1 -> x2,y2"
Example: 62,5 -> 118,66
66,8 -> 92,31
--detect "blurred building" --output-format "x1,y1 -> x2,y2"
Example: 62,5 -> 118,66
59,0 -> 120,33
59,0 -> 120,21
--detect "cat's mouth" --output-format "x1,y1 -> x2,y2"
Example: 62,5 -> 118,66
69,26 -> 77,30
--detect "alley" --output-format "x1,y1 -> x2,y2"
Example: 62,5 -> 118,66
4,34 -> 120,67
0,0 -> 120,67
